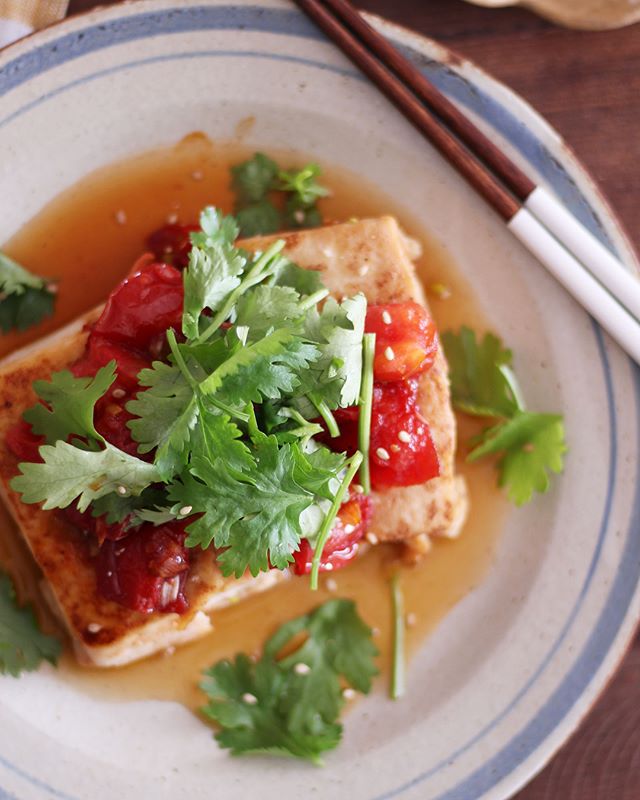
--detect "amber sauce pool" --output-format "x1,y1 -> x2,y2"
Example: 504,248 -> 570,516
1,133 -> 508,709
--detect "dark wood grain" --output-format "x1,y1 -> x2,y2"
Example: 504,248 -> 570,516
66,1 -> 640,797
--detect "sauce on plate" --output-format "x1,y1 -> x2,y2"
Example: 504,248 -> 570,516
0,133 -> 508,708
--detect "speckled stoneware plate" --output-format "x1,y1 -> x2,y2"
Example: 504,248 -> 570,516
1,2 -> 639,799
466,0 -> 640,30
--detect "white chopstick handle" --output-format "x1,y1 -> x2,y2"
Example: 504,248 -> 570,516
525,186 -> 640,321
509,208 -> 640,366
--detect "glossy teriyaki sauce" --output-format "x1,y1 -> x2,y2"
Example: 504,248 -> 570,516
0,133 -> 508,708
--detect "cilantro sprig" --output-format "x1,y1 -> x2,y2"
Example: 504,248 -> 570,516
231,153 -> 329,236
0,573 -> 61,677
200,599 -> 378,764
0,252 -> 57,333
12,206 -> 368,585
442,327 -> 567,505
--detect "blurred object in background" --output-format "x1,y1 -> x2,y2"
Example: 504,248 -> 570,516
466,0 -> 640,29
0,0 -> 69,47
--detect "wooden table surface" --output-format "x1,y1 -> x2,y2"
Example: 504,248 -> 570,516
66,1 -> 640,797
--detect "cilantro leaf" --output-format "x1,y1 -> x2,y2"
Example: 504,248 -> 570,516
468,412 -> 567,505
295,294 -> 366,410
0,573 -> 61,677
23,362 -> 116,445
90,487 -> 168,525
182,208 -> 247,339
277,164 -> 329,207
11,441 -> 160,512
126,360 -> 198,479
170,436 -> 315,576
441,326 -> 521,418
190,411 -> 255,473
236,201 -> 281,237
0,252 -> 57,333
231,153 -> 279,203
284,196 -> 323,230
200,329 -> 319,407
269,258 -> 324,296
291,445 -> 346,501
200,599 -> 377,764
235,285 -> 303,338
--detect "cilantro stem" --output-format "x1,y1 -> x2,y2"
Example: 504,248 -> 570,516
309,451 -> 363,591
498,364 -> 526,413
390,573 -> 406,700
310,394 -> 340,438
166,329 -> 198,390
358,333 -> 376,494
246,403 -> 259,440
195,240 -> 286,344
298,288 -> 329,311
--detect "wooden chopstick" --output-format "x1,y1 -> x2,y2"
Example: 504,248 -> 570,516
294,0 -> 640,365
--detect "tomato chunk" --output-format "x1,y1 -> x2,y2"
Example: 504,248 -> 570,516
365,302 -> 438,382
91,262 -> 184,352
96,521 -> 190,614
6,419 -> 44,463
293,492 -> 372,575
329,380 -> 440,488
146,224 -> 199,270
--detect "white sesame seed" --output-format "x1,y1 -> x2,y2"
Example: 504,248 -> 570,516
398,430 -> 411,443
406,612 -> 418,628
87,623 -> 102,634
242,692 -> 258,705
382,310 -> 392,325
114,209 -> 127,225
166,212 -> 179,225
294,662 -> 311,675
46,282 -> 58,295
322,246 -> 334,258
342,688 -> 356,701
344,524 -> 355,534
366,532 -> 379,545
324,563 -> 334,571
191,169 -> 204,181
106,570 -> 113,577
115,547 -> 125,556
112,388 -> 126,399
325,578 -> 338,592
384,346 -> 395,361
294,209 -> 305,224
358,264 -> 369,276
376,447 -> 390,461
179,505 -> 193,516
164,646 -> 176,657
116,485 -> 128,496
352,484 -> 364,494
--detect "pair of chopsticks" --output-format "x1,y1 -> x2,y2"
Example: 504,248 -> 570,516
294,0 -> 640,365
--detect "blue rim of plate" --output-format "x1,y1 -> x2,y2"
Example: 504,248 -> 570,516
0,6 -> 638,800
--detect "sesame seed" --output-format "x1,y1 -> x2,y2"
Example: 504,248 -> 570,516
112,388 -> 126,399
294,209 -> 305,224
390,444 -> 401,453
87,623 -> 102,634
294,662 -> 311,675
115,547 -> 125,556
242,693 -> 258,705
382,310 -> 392,325
179,505 -> 193,516
325,578 -> 338,592
359,264 -> 369,276
376,447 -> 390,461
191,170 -> 204,181
116,485 -> 128,496
166,212 -> 179,225
406,613 -> 418,628
344,524 -> 355,534
366,532 -> 379,545
324,563 -> 334,571
322,246 -> 335,258
46,282 -> 58,295
384,347 -> 395,361
342,688 -> 356,701
164,646 -> 176,657
352,484 -> 364,494
114,209 -> 127,225
398,430 -> 411,443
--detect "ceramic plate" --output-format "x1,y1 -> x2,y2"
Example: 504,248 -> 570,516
465,0 -> 640,31
1,2 -> 639,799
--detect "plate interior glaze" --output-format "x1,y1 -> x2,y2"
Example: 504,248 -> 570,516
0,2 -> 639,799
